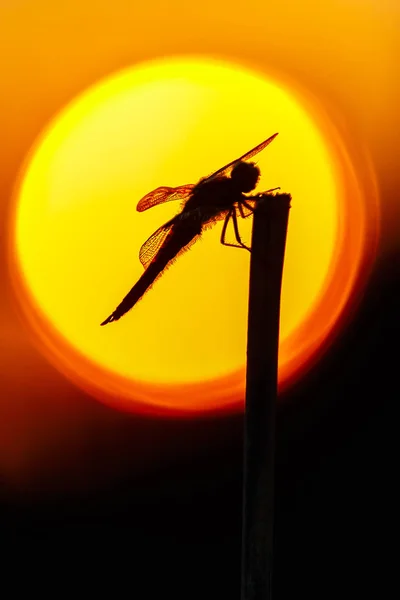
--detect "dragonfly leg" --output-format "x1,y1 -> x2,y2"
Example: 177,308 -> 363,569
238,202 -> 246,219
241,199 -> 255,213
241,188 -> 280,213
231,209 -> 251,252
221,210 -> 249,250
220,210 -> 232,246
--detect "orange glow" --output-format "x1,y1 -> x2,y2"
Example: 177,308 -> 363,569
7,56 -> 380,416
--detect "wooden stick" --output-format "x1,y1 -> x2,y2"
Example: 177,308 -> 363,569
241,192 -> 291,600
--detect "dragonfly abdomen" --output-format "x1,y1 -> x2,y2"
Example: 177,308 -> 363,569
100,222 -> 200,324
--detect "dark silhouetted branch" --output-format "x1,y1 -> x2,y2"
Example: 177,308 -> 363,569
241,192 -> 291,600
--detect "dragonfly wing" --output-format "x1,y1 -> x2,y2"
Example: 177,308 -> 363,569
139,222 -> 176,269
136,134 -> 277,212
136,184 -> 195,212
202,132 -> 279,182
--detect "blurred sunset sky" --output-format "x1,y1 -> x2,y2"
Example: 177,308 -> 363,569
0,0 -> 398,491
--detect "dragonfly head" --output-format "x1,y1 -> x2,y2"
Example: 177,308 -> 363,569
230,161 -> 260,193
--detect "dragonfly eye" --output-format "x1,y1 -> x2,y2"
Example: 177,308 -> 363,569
231,161 -> 260,192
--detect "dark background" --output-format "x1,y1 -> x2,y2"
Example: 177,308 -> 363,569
1,252 -> 396,598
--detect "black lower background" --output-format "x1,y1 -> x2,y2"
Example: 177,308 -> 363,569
1,256 -> 397,598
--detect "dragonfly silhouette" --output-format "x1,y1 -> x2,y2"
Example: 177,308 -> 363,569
100,132 -> 280,326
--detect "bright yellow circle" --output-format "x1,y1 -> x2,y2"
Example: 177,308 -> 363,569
12,56 -> 343,410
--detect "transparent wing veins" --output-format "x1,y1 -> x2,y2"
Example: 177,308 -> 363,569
136,184 -> 195,212
138,223 -> 174,269
135,132 -> 278,212
203,132 -> 279,182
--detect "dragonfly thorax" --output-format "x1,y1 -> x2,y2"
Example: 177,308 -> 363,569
186,176 -> 251,214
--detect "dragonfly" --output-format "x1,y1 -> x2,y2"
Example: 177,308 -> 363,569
100,132 -> 280,326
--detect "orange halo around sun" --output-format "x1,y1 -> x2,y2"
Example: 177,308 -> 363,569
7,56 -> 380,417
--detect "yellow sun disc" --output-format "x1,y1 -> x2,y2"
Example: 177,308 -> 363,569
9,56 -> 375,415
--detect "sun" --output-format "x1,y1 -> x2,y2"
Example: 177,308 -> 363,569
8,55 -> 374,416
